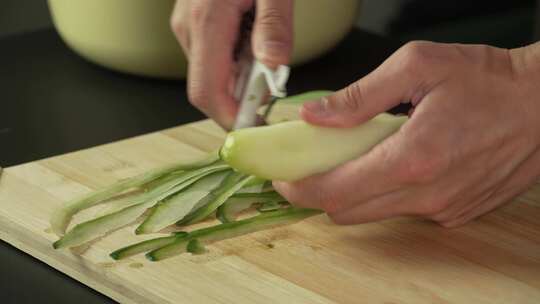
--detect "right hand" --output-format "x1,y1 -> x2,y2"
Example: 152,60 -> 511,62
171,0 -> 294,129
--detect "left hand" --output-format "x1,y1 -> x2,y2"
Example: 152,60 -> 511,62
274,41 -> 540,227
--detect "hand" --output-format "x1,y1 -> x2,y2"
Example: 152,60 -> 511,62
171,0 -> 293,129
274,41 -> 540,227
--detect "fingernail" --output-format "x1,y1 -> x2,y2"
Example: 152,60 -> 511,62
256,41 -> 288,64
302,99 -> 331,118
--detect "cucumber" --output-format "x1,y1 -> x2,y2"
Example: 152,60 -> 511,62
216,192 -> 286,223
135,171 -> 230,234
176,173 -> 255,226
146,208 -> 322,261
50,152 -> 219,236
221,113 -> 407,181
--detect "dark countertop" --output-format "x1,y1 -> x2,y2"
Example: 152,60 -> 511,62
0,28 -> 405,303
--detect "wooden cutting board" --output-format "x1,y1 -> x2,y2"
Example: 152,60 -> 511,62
1,117 -> 540,304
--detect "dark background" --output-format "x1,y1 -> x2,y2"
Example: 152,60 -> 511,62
0,1 -> 538,303
1,0 -> 538,45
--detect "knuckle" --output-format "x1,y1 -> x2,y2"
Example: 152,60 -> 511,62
187,82 -> 209,109
257,8 -> 291,42
394,139 -> 449,185
190,0 -> 214,28
398,41 -> 435,75
258,7 -> 288,28
342,83 -> 364,112
170,16 -> 187,39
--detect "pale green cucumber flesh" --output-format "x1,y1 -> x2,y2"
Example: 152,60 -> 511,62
50,152 -> 220,236
146,208 -> 322,261
221,113 -> 407,181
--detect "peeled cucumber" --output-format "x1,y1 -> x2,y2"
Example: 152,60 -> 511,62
220,113 -> 407,181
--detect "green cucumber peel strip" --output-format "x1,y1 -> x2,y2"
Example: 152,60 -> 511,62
53,199 -> 156,249
217,191 -> 287,223
50,152 -> 219,236
146,207 -> 322,261
186,239 -> 207,255
95,170 -> 198,217
135,171 -> 230,234
109,231 -> 189,260
53,165 -> 227,249
177,173 -> 254,226
110,235 -> 178,260
257,201 -> 285,212
97,163 -> 229,218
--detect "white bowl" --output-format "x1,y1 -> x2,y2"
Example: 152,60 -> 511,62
48,0 -> 360,79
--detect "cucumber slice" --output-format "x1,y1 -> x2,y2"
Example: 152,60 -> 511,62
53,165 -> 228,249
176,173 -> 255,226
146,208 -> 322,261
221,113 -> 407,181
135,171 -> 230,234
217,192 -> 286,223
186,239 -> 207,255
50,152 -> 219,236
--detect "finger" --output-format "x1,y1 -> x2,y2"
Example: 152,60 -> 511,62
327,190 -> 410,225
301,41 -> 448,127
170,0 -> 192,59
188,0 -> 253,129
273,132 -> 406,213
252,0 -> 294,68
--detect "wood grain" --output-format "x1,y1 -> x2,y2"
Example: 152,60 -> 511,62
0,118 -> 539,304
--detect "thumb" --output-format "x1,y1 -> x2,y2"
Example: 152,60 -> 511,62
252,0 -> 294,68
301,41 -> 444,128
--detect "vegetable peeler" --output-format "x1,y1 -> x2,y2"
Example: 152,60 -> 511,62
232,7 -> 290,130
